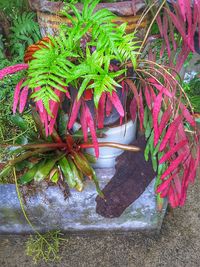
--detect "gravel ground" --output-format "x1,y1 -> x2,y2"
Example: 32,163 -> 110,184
0,168 -> 199,267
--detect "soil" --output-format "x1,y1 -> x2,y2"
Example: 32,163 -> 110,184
96,134 -> 155,218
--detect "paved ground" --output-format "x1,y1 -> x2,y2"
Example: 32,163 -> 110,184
0,167 -> 199,267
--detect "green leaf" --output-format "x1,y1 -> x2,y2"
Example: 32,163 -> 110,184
68,157 -> 84,192
50,169 -> 59,183
84,153 -> 96,164
0,165 -> 11,179
11,114 -> 28,131
143,106 -> 149,129
144,144 -> 150,162
58,156 -> 76,188
34,157 -> 60,182
19,162 -> 41,184
151,156 -> 157,172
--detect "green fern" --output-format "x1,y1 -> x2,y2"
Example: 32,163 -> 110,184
9,12 -> 41,58
26,0 -> 139,110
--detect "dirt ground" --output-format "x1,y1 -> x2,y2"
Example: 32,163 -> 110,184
0,167 -> 199,267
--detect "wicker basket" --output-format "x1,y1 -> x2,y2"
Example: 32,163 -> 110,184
29,0 -> 148,36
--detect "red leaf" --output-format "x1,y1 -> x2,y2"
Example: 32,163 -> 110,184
80,102 -> 88,142
156,15 -> 163,37
160,153 -> 185,180
148,78 -> 172,97
34,87 -> 44,113
163,10 -> 171,57
160,42 -> 165,58
149,85 -> 156,102
84,104 -> 99,158
138,89 -> 144,131
125,79 -> 140,107
168,185 -> 179,208
158,105 -> 172,135
130,98 -> 137,122
97,93 -> 106,129
13,79 -> 25,113
156,175 -> 174,194
159,139 -> 188,164
169,129 -> 177,147
107,91 -> 124,117
106,97 -> 112,117
144,86 -> 152,110
0,64 -> 28,80
159,115 -> 182,151
153,91 -> 163,146
49,103 -> 59,135
19,86 -> 29,113
179,102 -> 196,127
68,98 -> 81,129
187,146 -> 200,183
178,0 -> 186,21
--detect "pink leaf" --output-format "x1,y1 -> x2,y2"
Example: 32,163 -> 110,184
160,42 -> 166,58
168,185 -> 179,208
68,98 -> 81,129
80,102 -> 88,142
148,78 -> 172,97
48,103 -> 59,135
130,98 -> 137,122
153,91 -> 163,146
144,86 -> 152,110
97,93 -> 106,129
13,79 -> 25,113
0,64 -> 28,80
107,91 -> 124,117
149,85 -> 156,102
178,0 -> 186,21
179,102 -> 196,127
106,97 -> 112,117
156,15 -> 163,37
84,104 -> 99,158
125,79 -> 140,107
19,86 -> 29,113
158,105 -> 172,135
34,87 -> 44,113
167,9 -> 186,41
138,89 -> 144,131
159,139 -> 188,164
163,11 -> 171,57
156,175 -> 174,194
159,115 -> 182,151
160,153 -> 185,180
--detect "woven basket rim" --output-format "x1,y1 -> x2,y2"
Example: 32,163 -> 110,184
29,0 -> 146,16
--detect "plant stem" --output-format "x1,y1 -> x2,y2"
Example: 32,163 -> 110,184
80,142 -> 141,152
4,142 -> 141,152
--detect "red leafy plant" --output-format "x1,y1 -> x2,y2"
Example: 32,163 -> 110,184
0,0 -> 199,209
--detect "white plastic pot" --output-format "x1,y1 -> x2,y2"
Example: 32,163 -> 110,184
86,119 -> 137,168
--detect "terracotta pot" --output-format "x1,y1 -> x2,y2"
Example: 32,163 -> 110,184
28,0 -> 148,36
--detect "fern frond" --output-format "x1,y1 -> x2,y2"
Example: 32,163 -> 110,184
9,12 -> 41,58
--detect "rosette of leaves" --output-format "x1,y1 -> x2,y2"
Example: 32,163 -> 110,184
0,110 -> 103,196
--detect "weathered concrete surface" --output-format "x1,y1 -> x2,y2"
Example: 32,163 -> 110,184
0,168 -> 199,267
0,170 -> 166,234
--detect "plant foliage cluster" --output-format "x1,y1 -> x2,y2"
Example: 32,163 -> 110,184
0,0 -> 41,59
0,0 -> 199,212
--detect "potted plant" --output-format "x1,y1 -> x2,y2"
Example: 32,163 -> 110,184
28,0 -> 148,36
0,0 -> 199,226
